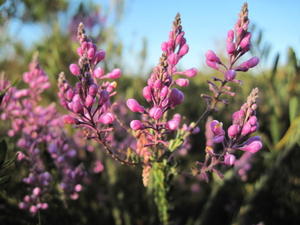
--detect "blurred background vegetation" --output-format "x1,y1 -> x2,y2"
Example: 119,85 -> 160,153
0,0 -> 300,224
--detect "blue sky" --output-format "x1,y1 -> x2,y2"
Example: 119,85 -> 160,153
6,0 -> 300,73
116,0 -> 300,73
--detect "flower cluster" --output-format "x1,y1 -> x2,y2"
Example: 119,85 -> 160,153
126,13 -> 199,185
58,23 -> 127,163
0,57 -> 90,215
196,88 -> 262,181
203,3 -> 259,110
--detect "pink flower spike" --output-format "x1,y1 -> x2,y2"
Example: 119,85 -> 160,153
130,120 -> 144,130
98,112 -> 115,124
69,64 -> 80,76
175,78 -> 189,87
126,99 -> 145,113
205,50 -> 221,63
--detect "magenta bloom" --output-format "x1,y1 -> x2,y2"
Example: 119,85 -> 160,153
127,99 -> 145,113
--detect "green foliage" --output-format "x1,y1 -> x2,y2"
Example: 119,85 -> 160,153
0,139 -> 15,186
148,161 -> 169,225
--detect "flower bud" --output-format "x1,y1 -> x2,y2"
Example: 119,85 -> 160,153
88,84 -> 98,97
225,70 -> 236,81
205,50 -> 220,63
105,68 -> 121,79
17,151 -> 26,161
72,100 -> 83,114
241,122 -> 252,136
232,110 -> 245,123
161,42 -> 168,52
40,203 -> 48,210
75,184 -> 83,192
226,41 -> 235,55
167,114 -> 181,130
87,48 -> 95,59
66,89 -> 74,101
206,60 -> 219,70
93,67 -> 105,78
183,68 -> 198,77
126,99 -> 145,113
98,112 -> 115,124
130,120 -> 144,130
224,153 -> 236,166
142,86 -> 152,102
160,86 -> 169,99
33,187 -> 41,196
168,53 -> 178,66
175,78 -> 189,87
30,205 -> 38,214
239,136 -> 262,153
178,44 -> 189,57
95,50 -> 106,62
227,30 -> 234,42
69,64 -> 80,76
98,90 -> 110,105
228,124 -> 240,138
149,107 -> 163,120
238,57 -> 259,71
249,116 -> 257,126
77,47 -> 83,56
169,88 -> 184,107
240,33 -> 251,49
85,95 -> 94,108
